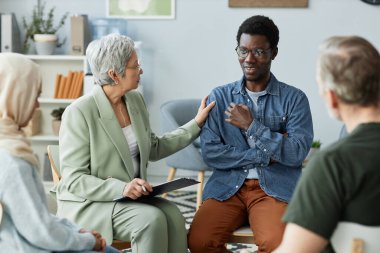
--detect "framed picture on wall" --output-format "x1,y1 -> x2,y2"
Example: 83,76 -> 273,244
229,0 -> 308,8
107,0 -> 175,19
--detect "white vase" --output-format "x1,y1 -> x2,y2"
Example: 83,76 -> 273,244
34,34 -> 58,55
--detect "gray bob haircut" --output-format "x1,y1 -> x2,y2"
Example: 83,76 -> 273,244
317,36 -> 380,106
86,34 -> 135,86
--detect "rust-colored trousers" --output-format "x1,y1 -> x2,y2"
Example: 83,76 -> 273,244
187,179 -> 287,253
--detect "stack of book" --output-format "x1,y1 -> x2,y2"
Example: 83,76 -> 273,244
54,71 -> 84,99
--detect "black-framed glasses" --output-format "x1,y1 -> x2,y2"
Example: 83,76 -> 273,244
235,46 -> 271,59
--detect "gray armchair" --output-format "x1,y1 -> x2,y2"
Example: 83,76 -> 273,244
160,99 -> 212,210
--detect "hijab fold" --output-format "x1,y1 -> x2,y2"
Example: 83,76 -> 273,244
0,53 -> 42,167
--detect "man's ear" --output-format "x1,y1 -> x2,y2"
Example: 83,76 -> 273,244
271,47 -> 278,60
326,89 -> 340,110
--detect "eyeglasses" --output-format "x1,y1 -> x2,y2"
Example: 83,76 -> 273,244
126,62 -> 142,71
235,46 -> 271,59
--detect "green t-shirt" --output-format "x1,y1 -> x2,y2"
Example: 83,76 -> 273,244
283,123 -> 380,241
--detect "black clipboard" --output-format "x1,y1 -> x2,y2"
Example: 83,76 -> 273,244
113,178 -> 200,202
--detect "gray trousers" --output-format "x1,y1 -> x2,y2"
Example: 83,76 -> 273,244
112,197 -> 187,253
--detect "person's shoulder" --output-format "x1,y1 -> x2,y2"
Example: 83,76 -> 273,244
63,92 -> 96,117
69,92 -> 94,108
0,149 -> 32,181
306,139 -> 348,175
277,80 -> 306,96
210,80 -> 240,96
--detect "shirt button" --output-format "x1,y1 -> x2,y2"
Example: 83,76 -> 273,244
264,149 -> 267,152
244,170 -> 247,172
283,117 -> 286,120
249,136 -> 253,139
235,185 -> 239,188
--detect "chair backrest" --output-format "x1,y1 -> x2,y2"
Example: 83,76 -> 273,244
331,222 -> 380,253
0,202 -> 3,224
160,99 -> 211,171
47,145 -> 61,185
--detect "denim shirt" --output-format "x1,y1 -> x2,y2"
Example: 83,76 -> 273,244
201,74 -> 313,203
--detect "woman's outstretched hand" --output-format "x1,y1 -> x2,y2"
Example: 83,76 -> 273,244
195,96 -> 216,127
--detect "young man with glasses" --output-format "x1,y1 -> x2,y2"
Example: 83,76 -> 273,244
187,15 -> 313,253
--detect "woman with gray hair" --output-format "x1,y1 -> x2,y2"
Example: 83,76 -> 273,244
55,34 -> 215,253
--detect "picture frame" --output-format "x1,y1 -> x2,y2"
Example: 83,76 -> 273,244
229,0 -> 308,8
107,0 -> 175,19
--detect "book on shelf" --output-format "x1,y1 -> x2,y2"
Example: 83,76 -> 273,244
54,71 -> 84,99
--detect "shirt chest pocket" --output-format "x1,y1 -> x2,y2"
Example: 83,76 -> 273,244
268,115 -> 287,133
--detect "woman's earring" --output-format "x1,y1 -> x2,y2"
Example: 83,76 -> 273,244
115,81 -> 118,85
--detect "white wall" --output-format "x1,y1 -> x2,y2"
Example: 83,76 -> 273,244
2,0 -> 380,177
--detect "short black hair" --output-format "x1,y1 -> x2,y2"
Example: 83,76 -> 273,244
236,15 -> 279,49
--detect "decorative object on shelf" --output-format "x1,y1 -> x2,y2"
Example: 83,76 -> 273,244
361,0 -> 380,5
23,108 -> 41,137
107,0 -> 175,19
50,107 -> 65,136
22,1 -> 68,54
70,15 -> 91,55
90,17 -> 128,40
229,0 -> 308,8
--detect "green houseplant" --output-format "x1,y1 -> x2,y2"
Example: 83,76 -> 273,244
50,107 -> 65,135
311,140 -> 322,149
22,1 -> 68,54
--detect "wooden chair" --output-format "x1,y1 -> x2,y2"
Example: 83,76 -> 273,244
47,145 -> 131,250
229,225 -> 255,244
331,222 -> 380,253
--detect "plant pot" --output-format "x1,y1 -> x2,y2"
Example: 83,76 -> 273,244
305,147 -> 320,162
52,120 -> 61,136
34,34 -> 57,55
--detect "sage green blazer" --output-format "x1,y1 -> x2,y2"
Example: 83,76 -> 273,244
56,85 -> 200,243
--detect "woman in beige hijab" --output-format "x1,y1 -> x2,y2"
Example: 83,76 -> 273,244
0,53 -> 119,253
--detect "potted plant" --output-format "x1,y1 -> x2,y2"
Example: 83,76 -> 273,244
311,140 -> 322,149
305,140 -> 322,163
22,1 -> 68,54
51,107 -> 65,136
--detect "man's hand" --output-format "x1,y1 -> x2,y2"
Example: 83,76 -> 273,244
225,103 -> 253,130
122,178 -> 153,200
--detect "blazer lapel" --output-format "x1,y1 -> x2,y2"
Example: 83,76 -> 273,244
125,92 -> 148,180
92,86 -> 135,181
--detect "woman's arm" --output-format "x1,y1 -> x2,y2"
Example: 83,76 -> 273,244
2,159 -> 96,251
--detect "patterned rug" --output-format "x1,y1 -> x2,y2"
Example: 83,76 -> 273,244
123,191 -> 256,252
